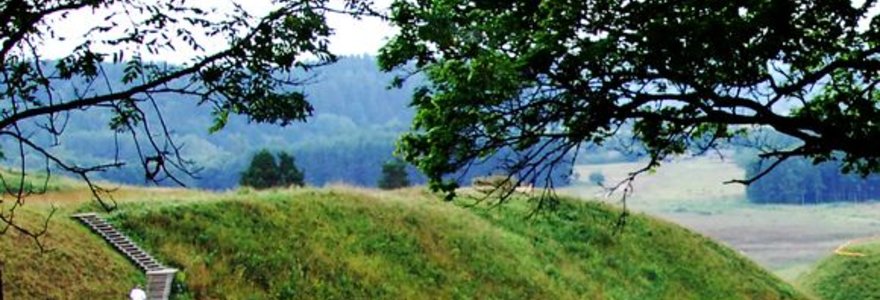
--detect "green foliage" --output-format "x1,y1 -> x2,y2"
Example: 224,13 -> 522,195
379,0 -> 880,196
800,242 -> 880,300
377,158 -> 410,190
111,188 -> 805,299
240,150 -> 304,189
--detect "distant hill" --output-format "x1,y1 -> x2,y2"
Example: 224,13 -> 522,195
7,56 -> 573,190
800,241 -> 880,300
4,56 -> 423,189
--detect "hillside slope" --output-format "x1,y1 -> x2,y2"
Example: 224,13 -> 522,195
105,187 -> 804,299
0,208 -> 141,299
800,241 -> 880,300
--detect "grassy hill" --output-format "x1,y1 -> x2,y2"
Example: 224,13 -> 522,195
0,172 -> 197,299
0,208 -> 142,299
87,187 -> 804,299
800,241 -> 880,300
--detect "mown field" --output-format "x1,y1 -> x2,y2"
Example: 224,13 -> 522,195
562,156 -> 880,281
0,177 -> 806,299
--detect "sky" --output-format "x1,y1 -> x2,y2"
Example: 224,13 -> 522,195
39,0 -> 396,64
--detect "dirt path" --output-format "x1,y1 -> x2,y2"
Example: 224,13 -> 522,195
834,236 -> 880,257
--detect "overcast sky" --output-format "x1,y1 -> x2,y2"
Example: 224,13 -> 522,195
40,0 -> 395,64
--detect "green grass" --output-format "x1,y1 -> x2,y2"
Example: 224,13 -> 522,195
104,187 -> 804,299
0,170 -> 138,299
0,207 -> 141,299
800,242 -> 880,300
0,168 -> 77,194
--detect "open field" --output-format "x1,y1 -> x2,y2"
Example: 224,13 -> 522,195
562,156 -> 880,281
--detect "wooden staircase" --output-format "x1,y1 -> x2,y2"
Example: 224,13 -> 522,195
73,213 -> 176,300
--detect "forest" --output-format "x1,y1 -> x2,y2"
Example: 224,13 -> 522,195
0,56 -> 418,189
4,56 -> 572,190
745,157 -> 880,204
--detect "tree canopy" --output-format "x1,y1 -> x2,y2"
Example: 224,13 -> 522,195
241,150 -> 282,190
378,0 -> 880,196
240,149 -> 305,189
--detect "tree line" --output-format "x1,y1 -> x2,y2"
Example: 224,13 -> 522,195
746,157 -> 880,204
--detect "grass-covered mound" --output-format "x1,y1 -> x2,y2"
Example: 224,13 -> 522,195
0,208 -> 141,299
800,241 -> 880,300
0,181 -> 201,298
111,187 -> 804,299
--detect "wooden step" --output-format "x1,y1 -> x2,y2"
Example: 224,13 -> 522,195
137,260 -> 157,267
104,234 -> 125,240
140,262 -> 162,269
132,253 -> 151,258
128,253 -> 150,261
134,255 -> 154,262
115,242 -> 137,248
110,237 -> 128,244
118,242 -> 139,249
